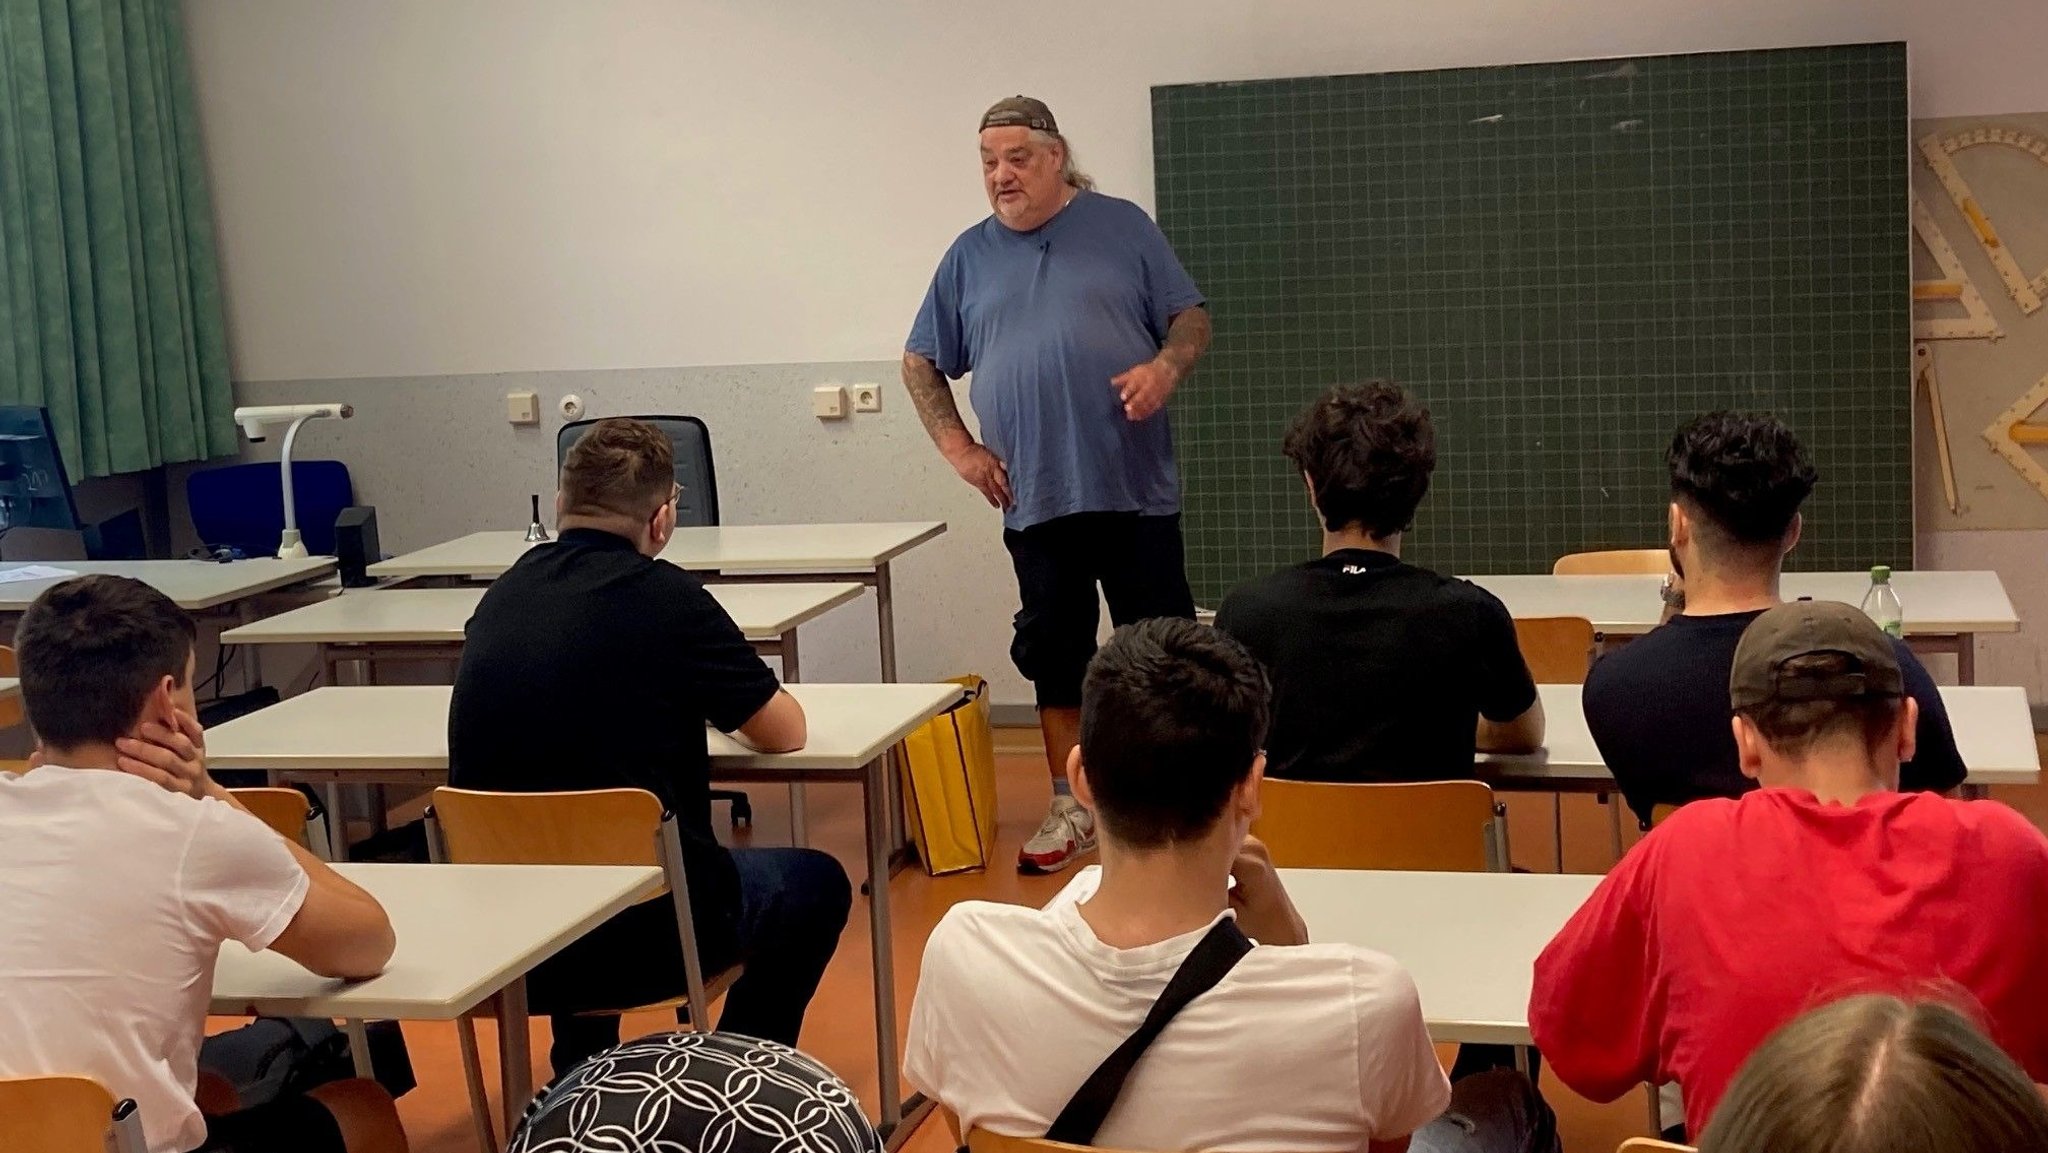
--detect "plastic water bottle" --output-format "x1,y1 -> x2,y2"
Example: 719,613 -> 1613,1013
1861,565 -> 1904,639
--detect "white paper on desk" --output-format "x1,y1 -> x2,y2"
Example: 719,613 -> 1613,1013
0,565 -> 77,584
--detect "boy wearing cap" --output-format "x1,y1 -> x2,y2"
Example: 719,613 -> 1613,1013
903,95 -> 1212,873
1531,601 -> 2048,1137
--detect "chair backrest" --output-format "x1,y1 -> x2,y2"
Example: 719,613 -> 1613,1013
1648,803 -> 1681,828
187,460 -> 356,557
1617,1140 -> 1694,1153
430,786 -> 665,872
968,1130 -> 1138,1153
1252,779 -> 1503,872
0,1075 -> 146,1153
1513,616 -> 1596,684
229,787 -> 311,843
556,416 -> 719,528
1553,548 -> 1673,576
0,644 -> 21,731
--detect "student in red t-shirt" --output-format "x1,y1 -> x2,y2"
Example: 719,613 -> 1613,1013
1529,600 -> 2048,1138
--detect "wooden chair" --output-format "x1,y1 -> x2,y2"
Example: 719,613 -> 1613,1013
227,786 -> 332,859
0,1075 -> 148,1153
427,787 -> 742,1151
1513,616 -> 1595,683
1508,617 -> 1594,871
1252,779 -> 1507,872
1618,1140 -> 1694,1152
968,1131 -> 1136,1153
0,645 -> 29,777
1553,549 -> 1673,575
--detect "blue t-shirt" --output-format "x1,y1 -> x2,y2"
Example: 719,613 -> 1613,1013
907,190 -> 1205,531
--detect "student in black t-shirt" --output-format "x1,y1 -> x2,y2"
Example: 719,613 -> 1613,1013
1582,411 -> 1966,824
1215,381 -> 1543,781
449,418 -> 852,1077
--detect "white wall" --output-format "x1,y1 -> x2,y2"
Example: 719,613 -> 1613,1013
181,0 -> 2048,382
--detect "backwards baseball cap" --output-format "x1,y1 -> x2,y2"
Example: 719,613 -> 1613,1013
980,95 -> 1058,135
1729,600 -> 1904,710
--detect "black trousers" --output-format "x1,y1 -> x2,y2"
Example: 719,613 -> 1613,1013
1002,512 -> 1197,709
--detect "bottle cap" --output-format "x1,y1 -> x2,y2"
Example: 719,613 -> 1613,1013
1871,565 -> 1892,583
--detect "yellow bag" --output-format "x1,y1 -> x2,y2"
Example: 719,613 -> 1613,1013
897,676 -> 998,875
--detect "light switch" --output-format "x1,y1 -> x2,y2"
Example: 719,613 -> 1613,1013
813,385 -> 848,420
506,391 -> 540,425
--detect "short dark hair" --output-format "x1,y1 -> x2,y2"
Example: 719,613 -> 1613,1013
1078,618 -> 1271,849
1667,411 -> 1818,549
1282,381 -> 1436,537
560,418 -> 675,520
16,575 -> 197,748
1737,652 -> 1903,758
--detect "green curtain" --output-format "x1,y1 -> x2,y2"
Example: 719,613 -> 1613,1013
0,0 -> 234,482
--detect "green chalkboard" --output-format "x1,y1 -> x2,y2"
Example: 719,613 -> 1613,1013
1153,43 -> 1911,605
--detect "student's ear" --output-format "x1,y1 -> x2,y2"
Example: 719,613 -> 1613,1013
1732,714 -> 1765,782
554,491 -> 567,521
1668,501 -> 1688,551
1235,752 -> 1267,825
136,674 -> 179,733
1782,512 -> 1804,558
1893,696 -> 1919,769
1300,472 -> 1318,509
1067,746 -> 1094,809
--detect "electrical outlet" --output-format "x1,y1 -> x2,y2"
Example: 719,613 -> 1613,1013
505,391 -> 540,425
851,383 -> 882,413
812,385 -> 848,420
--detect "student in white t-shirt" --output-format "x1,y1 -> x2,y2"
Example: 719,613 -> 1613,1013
0,575 -> 402,1153
905,618 -> 1557,1153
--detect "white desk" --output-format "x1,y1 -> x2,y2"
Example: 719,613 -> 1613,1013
1479,683 -> 2041,792
219,582 -> 864,682
0,557 -> 337,612
211,862 -> 661,1134
1467,571 -> 2018,682
205,680 -> 963,1134
1280,869 -> 1599,1046
0,678 -> 16,702
367,522 -> 944,680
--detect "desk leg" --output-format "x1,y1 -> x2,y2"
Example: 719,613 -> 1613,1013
325,784 -> 349,861
864,756 -> 905,1136
237,602 -> 264,693
874,565 -> 913,871
1959,632 -> 1977,686
496,978 -> 534,1137
345,1020 -> 373,1078
782,630 -> 808,847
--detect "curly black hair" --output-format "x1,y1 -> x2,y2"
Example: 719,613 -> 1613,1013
1282,381 -> 1436,537
1667,411 -> 1819,545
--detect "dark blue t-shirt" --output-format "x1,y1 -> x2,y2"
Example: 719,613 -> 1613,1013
907,190 -> 1204,531
1583,609 -> 1969,823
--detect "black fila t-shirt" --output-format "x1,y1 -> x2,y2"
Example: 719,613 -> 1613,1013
1215,549 -> 1538,782
449,527 -> 780,953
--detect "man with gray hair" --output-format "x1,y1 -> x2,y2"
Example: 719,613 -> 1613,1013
904,96 -> 1212,874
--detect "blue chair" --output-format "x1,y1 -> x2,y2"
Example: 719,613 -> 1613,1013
188,461 -> 355,558
556,416 -> 718,528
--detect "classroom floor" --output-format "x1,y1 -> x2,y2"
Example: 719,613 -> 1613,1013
274,735 -> 2048,1153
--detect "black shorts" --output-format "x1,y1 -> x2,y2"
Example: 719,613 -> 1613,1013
1002,512 -> 1197,709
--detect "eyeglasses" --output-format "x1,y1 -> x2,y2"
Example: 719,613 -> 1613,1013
668,483 -> 682,507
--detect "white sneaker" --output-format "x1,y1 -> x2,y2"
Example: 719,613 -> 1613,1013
1018,795 -> 1097,874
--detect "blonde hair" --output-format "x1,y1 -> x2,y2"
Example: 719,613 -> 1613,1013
1029,129 -> 1095,191
1700,995 -> 2048,1153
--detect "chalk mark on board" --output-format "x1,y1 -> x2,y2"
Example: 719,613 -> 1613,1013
1469,113 -> 1506,125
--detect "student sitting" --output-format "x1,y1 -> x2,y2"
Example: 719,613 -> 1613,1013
0,575 -> 400,1153
1531,600 -> 2048,1138
1215,382 -> 1542,782
1583,410 -> 1964,823
1699,995 -> 2048,1153
449,417 -> 851,1076
907,618 -> 1557,1153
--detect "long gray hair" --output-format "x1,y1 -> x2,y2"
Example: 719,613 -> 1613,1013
1031,129 -> 1095,191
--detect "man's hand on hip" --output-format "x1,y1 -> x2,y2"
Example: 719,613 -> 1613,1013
1111,358 -> 1178,422
944,441 -> 1014,510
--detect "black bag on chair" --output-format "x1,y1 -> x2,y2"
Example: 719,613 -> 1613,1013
199,1018 -> 415,1106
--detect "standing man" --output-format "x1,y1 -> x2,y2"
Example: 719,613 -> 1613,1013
904,96 -> 1213,873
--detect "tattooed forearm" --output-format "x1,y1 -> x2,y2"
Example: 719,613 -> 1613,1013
902,350 -> 971,450
1155,307 -> 1212,382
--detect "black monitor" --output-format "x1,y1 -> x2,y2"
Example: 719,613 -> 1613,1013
0,407 -> 80,533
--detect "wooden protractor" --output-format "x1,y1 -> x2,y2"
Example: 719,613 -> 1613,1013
1918,128 -> 2048,315
1912,191 -> 2002,340
1915,344 -> 1960,513
1984,369 -> 2048,504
